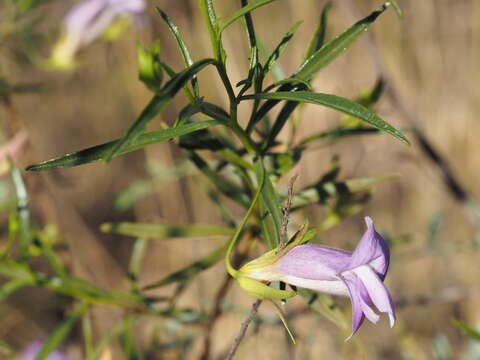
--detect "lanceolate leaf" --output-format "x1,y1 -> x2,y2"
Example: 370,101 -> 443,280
453,319 -> 480,342
101,222 -> 234,239
143,244 -> 227,289
242,91 -> 409,144
26,120 -> 220,171
106,58 -> 215,160
264,21 -> 302,75
0,279 -> 33,302
304,2 -> 332,60
156,7 -> 199,96
188,151 -> 249,207
292,174 -> 398,210
220,0 -> 278,32
295,2 -> 392,81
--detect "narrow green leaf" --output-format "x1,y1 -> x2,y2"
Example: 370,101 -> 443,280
92,318 -> 130,360
264,21 -> 302,75
0,278 -> 33,302
220,0 -> 277,32
295,2 -> 391,81
199,0 -> 224,60
304,2 -> 332,60
143,244 -> 226,289
128,238 -> 147,284
216,149 -> 254,171
242,91 -> 409,144
388,0 -> 404,19
0,259 -> 35,282
239,0 -> 260,92
292,174 -> 397,210
357,77 -> 385,108
35,303 -> 88,360
114,179 -> 154,211
43,275 -> 146,308
156,8 -> 199,97
82,313 -> 94,360
38,237 -> 67,278
101,222 -> 234,239
188,151 -> 249,207
174,103 -> 202,127
198,101 -> 231,123
106,58 -> 215,160
453,319 -> 480,342
207,189 -> 237,228
26,120 -> 220,171
344,174 -> 399,192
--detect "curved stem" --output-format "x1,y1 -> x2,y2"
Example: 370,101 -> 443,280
226,162 -> 265,277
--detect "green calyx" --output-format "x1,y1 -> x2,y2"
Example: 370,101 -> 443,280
237,276 -> 296,300
232,220 -> 318,301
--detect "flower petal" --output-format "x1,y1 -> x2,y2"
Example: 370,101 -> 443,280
342,277 -> 366,341
278,275 -> 349,296
346,217 -> 390,279
353,265 -> 396,327
275,244 -> 351,281
65,0 -> 110,45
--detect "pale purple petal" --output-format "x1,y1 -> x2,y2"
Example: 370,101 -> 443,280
109,0 -> 145,14
65,0 -> 110,46
342,277 -> 366,340
279,275 -> 349,296
64,0 -> 145,48
275,244 -> 351,281
353,265 -> 396,327
346,217 -> 389,279
21,341 -> 68,360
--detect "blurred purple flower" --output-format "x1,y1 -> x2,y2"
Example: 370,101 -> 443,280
244,217 -> 395,339
51,0 -> 146,69
20,341 -> 68,360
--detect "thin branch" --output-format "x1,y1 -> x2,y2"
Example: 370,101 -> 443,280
279,174 -> 298,250
224,299 -> 262,360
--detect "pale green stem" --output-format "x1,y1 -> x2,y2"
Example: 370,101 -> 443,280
226,163 -> 265,277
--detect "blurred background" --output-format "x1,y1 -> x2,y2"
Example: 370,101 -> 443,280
1,0 -> 480,359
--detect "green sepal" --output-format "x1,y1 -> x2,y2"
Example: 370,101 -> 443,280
236,276 -> 296,300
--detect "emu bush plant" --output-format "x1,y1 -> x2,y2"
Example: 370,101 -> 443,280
2,0 -> 409,358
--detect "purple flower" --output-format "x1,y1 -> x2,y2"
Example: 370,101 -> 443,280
241,217 -> 395,339
51,0 -> 145,69
20,341 -> 68,360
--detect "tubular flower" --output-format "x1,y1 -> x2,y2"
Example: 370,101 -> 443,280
51,0 -> 145,69
239,217 -> 395,339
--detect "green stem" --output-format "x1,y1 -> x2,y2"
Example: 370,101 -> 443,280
226,163 -> 265,277
215,62 -> 236,105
